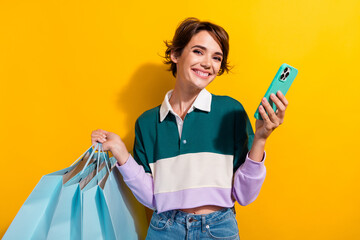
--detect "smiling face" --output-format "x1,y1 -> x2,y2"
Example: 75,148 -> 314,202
171,30 -> 223,91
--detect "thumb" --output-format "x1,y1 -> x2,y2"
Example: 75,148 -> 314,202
102,142 -> 111,152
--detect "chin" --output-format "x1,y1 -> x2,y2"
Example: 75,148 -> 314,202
192,81 -> 212,91
195,76 -> 215,88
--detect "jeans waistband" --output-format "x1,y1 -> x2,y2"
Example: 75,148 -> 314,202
155,206 -> 236,227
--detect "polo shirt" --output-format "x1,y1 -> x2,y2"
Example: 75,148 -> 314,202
117,89 -> 266,213
160,89 -> 212,138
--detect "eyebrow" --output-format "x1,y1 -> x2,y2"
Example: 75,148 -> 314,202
191,45 -> 223,57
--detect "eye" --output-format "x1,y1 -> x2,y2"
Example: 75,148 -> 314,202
213,57 -> 222,62
193,49 -> 203,55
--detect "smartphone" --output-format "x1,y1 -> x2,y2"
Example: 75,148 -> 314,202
254,63 -> 298,120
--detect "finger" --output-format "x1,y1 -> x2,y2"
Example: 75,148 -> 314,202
92,129 -> 107,139
100,129 -> 108,138
270,93 -> 286,122
276,91 -> 289,108
92,133 -> 107,143
92,130 -> 102,137
99,129 -> 109,136
270,93 -> 286,112
259,105 -> 272,125
261,97 -> 279,124
98,134 -> 107,142
95,137 -> 106,143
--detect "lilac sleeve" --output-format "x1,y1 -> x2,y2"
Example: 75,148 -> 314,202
232,151 -> 266,206
116,154 -> 156,210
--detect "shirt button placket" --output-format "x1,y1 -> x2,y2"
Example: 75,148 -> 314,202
179,114 -> 190,153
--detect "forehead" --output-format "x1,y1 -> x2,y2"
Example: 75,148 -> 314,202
186,30 -> 222,53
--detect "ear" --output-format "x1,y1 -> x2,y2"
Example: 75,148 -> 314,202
170,51 -> 178,63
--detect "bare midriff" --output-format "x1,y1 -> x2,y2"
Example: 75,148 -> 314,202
179,205 -> 225,215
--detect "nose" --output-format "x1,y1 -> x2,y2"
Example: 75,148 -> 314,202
200,55 -> 211,69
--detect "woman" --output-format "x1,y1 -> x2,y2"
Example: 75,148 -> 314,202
91,17 -> 288,239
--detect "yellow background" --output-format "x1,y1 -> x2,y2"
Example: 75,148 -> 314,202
1,0 -> 359,239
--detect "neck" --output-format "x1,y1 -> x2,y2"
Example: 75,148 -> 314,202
169,80 -> 202,120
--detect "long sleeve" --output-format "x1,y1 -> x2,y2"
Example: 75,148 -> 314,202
116,155 -> 155,209
115,118 -> 156,210
232,151 -> 266,205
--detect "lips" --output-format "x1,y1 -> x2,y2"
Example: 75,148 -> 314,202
192,69 -> 211,79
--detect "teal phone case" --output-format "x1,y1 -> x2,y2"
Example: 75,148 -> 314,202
254,63 -> 298,120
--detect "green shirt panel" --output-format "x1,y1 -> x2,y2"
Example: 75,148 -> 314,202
133,94 -> 254,174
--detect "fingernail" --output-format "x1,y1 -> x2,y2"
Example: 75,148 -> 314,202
262,98 -> 266,103
270,93 -> 275,98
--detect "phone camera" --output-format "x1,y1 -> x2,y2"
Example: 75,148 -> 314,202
280,67 -> 290,81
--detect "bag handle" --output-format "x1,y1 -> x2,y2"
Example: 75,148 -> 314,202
100,144 -> 111,178
70,144 -> 97,167
96,144 -> 101,176
80,143 -> 99,175
95,144 -> 112,184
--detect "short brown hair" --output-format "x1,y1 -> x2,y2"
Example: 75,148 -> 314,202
164,17 -> 230,77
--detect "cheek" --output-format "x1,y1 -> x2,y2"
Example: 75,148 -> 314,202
215,62 -> 222,73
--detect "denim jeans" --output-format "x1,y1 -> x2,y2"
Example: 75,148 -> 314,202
146,207 -> 240,240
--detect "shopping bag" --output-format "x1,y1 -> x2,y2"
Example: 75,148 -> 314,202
103,161 -> 148,239
82,144 -> 148,240
3,145 -> 95,240
46,144 -> 108,240
82,147 -> 117,240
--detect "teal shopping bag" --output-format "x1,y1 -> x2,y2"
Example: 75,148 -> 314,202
46,144 -> 108,240
3,145 -> 95,240
82,149 -> 117,240
82,144 -> 148,240
103,161 -> 148,239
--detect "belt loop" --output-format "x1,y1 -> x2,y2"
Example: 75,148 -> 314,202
170,210 -> 176,225
201,215 -> 206,232
232,206 -> 236,215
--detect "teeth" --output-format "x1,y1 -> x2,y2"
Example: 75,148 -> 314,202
195,70 -> 209,77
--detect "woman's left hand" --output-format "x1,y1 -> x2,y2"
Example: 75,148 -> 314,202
255,91 -> 289,140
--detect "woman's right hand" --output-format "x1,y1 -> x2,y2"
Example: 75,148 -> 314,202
91,129 -> 130,165
91,129 -> 109,146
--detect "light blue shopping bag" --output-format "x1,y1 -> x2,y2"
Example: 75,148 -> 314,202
82,144 -> 148,240
103,161 -> 148,239
3,145 -> 95,240
46,144 -> 108,240
82,146 -> 117,240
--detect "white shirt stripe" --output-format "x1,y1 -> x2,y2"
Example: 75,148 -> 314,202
149,152 -> 233,194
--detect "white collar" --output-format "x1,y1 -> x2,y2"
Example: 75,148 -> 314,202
159,88 -> 212,122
